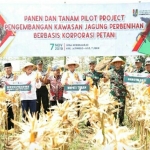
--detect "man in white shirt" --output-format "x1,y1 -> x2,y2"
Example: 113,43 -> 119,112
17,62 -> 41,119
61,60 -> 82,100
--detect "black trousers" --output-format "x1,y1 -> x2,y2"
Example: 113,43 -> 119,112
36,86 -> 49,119
50,100 -> 64,111
6,103 -> 14,130
114,96 -> 126,125
50,100 -> 64,106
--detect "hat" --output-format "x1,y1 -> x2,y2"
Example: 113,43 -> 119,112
22,62 -> 36,72
65,60 -> 79,69
4,63 -> 12,68
89,60 -> 96,64
145,57 -> 150,65
36,60 -> 43,65
111,56 -> 125,65
135,57 -> 142,63
52,65 -> 60,71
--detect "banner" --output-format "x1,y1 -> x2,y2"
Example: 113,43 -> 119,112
0,2 -> 150,56
5,81 -> 31,92
64,81 -> 89,92
64,85 -> 89,92
124,72 -> 150,85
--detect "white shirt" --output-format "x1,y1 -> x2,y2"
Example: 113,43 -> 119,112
61,71 -> 82,99
17,71 -> 41,100
61,71 -> 82,85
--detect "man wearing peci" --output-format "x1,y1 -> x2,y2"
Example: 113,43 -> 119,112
0,63 -> 17,129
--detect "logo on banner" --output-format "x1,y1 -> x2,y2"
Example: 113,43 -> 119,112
0,15 -> 15,57
132,17 -> 150,54
133,9 -> 138,17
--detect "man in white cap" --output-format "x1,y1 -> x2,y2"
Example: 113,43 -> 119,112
61,60 -> 82,85
61,60 -> 82,99
143,57 -> 150,73
104,56 -> 127,126
17,62 -> 41,120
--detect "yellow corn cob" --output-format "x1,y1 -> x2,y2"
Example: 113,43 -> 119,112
47,66 -> 51,74
30,132 -> 37,143
14,72 -> 17,77
67,72 -> 69,78
74,127 -> 80,134
0,128 -> 14,134
143,87 -> 150,95
62,114 -> 67,121
0,89 -> 7,97
36,72 -> 39,79
47,111 -> 53,118
74,73 -> 79,81
64,101 -> 69,109
93,85 -> 98,97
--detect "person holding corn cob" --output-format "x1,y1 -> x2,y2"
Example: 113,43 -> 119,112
143,57 -> 150,73
36,60 -> 49,119
0,63 -> 17,129
83,60 -> 104,88
132,57 -> 144,73
44,65 -> 63,107
61,60 -> 82,99
17,62 -> 41,120
104,57 -> 127,126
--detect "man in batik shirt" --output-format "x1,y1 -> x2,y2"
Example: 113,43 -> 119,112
44,65 -> 63,106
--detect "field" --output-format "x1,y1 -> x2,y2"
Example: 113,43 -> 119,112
0,79 -> 150,150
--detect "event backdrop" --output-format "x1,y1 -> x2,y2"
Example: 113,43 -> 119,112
0,2 -> 150,56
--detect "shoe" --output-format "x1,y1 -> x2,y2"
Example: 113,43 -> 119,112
119,123 -> 125,126
86,120 -> 91,127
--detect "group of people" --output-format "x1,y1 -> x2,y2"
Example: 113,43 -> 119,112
1,56 -> 150,129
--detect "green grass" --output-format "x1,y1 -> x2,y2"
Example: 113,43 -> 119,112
0,136 -> 5,150
68,122 -> 94,150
